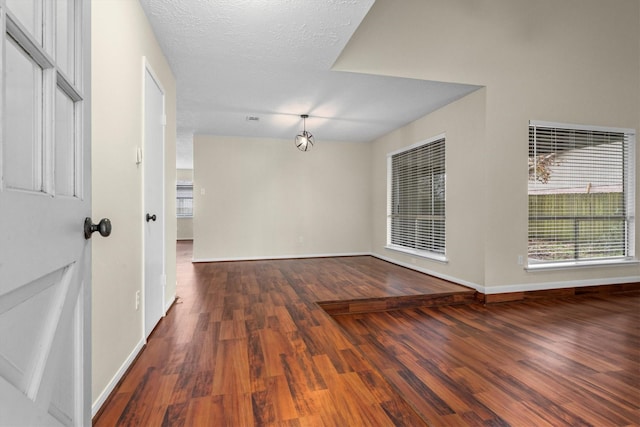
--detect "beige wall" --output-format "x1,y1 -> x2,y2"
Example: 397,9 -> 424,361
193,136 -> 371,260
371,88 -> 487,288
176,169 -> 193,181
336,0 -> 640,291
91,0 -> 176,413
177,168 -> 193,182
177,168 -> 193,240
177,218 -> 193,240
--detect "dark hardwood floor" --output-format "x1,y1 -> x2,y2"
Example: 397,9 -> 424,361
335,294 -> 640,426
93,241 -> 640,426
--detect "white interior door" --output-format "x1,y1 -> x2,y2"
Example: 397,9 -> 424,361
143,64 -> 166,338
0,1 -> 92,425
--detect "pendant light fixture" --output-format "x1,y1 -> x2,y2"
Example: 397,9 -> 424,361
295,114 -> 314,151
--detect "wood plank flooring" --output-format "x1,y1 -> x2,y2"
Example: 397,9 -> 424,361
94,242 -> 470,426
334,293 -> 640,426
94,241 -> 640,426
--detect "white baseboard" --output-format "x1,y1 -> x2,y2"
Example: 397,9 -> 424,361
371,253 -> 484,292
372,253 -> 639,295
164,294 -> 176,313
91,338 -> 145,418
482,275 -> 640,295
192,252 -> 370,263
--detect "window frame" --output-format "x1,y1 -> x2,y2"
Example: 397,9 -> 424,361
176,181 -> 193,218
527,120 -> 637,270
386,133 -> 447,263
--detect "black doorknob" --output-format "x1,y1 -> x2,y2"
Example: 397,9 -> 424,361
84,217 -> 112,239
146,213 -> 157,222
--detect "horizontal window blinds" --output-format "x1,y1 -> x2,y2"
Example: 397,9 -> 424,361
389,138 -> 446,255
528,123 -> 635,263
177,182 -> 193,217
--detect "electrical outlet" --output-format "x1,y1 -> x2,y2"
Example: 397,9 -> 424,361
517,255 -> 524,265
135,290 -> 141,310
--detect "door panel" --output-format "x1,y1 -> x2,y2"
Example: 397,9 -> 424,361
0,1 -> 91,425
55,87 -> 77,196
0,265 -> 70,393
4,34 -> 43,192
55,0 -> 76,82
143,66 -> 165,338
5,0 -> 41,44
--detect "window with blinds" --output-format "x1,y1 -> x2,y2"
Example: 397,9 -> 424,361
177,181 -> 193,217
387,135 -> 446,259
528,121 -> 636,265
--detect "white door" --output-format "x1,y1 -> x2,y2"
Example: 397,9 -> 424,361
0,1 -> 93,426
143,64 -> 166,338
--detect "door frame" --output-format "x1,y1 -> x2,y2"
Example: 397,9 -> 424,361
141,57 -> 166,339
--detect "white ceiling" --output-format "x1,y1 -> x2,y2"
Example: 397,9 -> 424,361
138,0 -> 479,169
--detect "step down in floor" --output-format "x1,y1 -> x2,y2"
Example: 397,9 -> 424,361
318,290 -> 477,316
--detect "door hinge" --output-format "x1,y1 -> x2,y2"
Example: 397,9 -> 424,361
161,115 -> 167,126
161,274 -> 166,287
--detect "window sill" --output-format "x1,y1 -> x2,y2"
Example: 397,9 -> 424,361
526,258 -> 639,272
385,245 -> 448,264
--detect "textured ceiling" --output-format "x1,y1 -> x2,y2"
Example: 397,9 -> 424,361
138,0 -> 479,168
